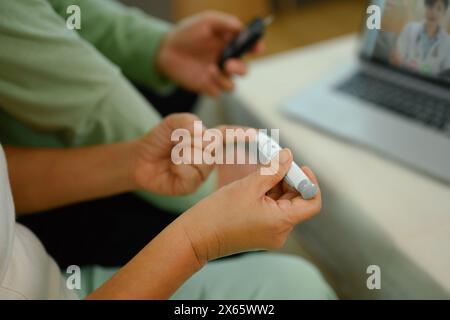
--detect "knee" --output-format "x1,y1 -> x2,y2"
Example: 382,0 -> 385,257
246,253 -> 337,300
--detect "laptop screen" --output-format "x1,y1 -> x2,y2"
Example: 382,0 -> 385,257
360,0 -> 450,87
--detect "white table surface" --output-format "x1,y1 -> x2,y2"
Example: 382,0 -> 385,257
220,35 -> 450,299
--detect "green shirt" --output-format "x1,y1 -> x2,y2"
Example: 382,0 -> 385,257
0,0 -> 214,212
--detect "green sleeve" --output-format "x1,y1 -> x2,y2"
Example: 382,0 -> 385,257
47,0 -> 173,93
0,0 -> 160,147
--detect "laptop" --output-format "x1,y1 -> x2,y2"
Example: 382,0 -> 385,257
281,0 -> 450,183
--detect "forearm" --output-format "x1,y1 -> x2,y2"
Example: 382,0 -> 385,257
86,215 -> 204,300
5,143 -> 137,214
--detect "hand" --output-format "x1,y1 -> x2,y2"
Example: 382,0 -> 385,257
131,113 -> 214,196
156,11 -> 264,97
179,149 -> 322,263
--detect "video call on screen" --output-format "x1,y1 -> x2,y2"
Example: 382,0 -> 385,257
367,0 -> 450,83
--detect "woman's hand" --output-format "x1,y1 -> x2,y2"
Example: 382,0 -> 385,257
178,149 -> 322,264
88,148 -> 321,300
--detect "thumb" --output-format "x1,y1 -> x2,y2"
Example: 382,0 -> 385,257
244,149 -> 293,195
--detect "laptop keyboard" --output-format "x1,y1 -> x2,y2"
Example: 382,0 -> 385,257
336,72 -> 450,133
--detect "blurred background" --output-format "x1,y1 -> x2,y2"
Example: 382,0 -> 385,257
121,0 -> 366,57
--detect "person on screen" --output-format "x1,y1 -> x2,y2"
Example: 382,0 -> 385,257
392,0 -> 450,76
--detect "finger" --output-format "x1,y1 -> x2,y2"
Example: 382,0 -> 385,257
288,188 -> 322,224
168,113 -> 211,152
212,126 -> 258,164
217,75 -> 234,92
193,163 -> 215,183
281,181 -> 297,194
205,11 -> 242,34
266,182 -> 284,200
209,65 -> 234,92
205,81 -> 221,97
165,113 -> 202,132
222,32 -> 235,45
215,126 -> 258,147
166,113 -> 215,158
215,125 -> 256,137
242,148 -> 293,195
276,199 -> 293,211
224,59 -> 247,76
268,180 -> 295,200
172,164 -> 210,194
278,191 -> 298,201
251,41 -> 265,55
302,166 -> 319,188
272,181 -> 299,204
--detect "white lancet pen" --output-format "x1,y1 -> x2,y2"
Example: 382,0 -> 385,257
257,131 -> 318,200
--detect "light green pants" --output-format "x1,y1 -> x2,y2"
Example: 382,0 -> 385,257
76,252 -> 336,300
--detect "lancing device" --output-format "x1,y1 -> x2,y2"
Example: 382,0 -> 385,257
219,15 -> 274,70
257,131 -> 318,200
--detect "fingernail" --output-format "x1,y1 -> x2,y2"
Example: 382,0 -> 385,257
279,149 -> 291,164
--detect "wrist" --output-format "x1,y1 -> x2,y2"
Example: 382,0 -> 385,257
155,31 -> 172,80
175,217 -> 208,272
120,140 -> 140,191
178,202 -> 222,265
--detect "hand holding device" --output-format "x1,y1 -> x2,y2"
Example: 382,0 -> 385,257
219,16 -> 273,70
156,11 -> 255,97
180,148 -> 321,263
257,131 -> 318,200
